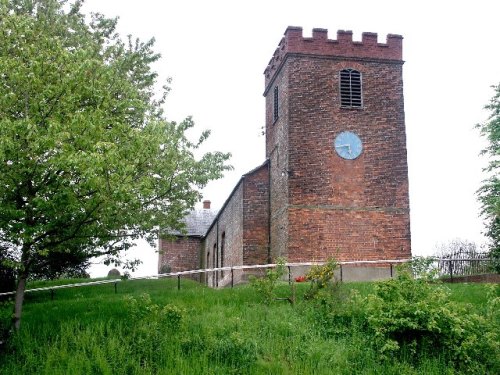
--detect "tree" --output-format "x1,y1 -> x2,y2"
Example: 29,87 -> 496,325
477,84 -> 500,272
0,0 -> 231,329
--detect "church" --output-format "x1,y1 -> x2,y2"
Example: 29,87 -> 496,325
158,26 -> 411,286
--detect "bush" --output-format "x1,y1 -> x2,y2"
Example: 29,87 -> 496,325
249,257 -> 286,304
304,258 -> 338,300
365,263 -> 500,372
159,264 -> 172,274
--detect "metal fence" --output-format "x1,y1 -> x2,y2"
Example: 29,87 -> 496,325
436,255 -> 492,281
1,256 -> 495,298
0,259 -> 411,297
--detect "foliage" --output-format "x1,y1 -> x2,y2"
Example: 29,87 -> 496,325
365,264 -> 500,372
0,248 -> 16,296
0,277 -> 497,374
304,258 -> 338,299
407,256 -> 437,280
0,0 -> 230,328
0,301 -> 13,349
249,257 -> 286,304
159,263 -> 172,274
477,84 -> 500,272
208,331 -> 258,372
124,293 -> 185,332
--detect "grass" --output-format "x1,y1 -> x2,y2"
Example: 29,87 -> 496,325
0,276 -> 498,374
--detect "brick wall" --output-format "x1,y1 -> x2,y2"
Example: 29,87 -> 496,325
243,162 -> 270,265
264,27 -> 411,263
203,182 -> 244,287
158,236 -> 201,273
266,58 -> 290,259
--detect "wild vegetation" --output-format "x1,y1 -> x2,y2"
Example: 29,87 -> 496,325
0,0 -> 230,329
477,83 -> 500,272
0,263 -> 498,374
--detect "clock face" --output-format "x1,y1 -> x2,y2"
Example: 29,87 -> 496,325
334,131 -> 363,160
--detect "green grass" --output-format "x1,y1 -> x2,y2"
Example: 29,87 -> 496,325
0,277 -> 497,374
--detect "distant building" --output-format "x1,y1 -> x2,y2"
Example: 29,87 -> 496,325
159,27 -> 411,285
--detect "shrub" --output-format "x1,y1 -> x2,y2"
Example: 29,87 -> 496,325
249,257 -> 286,304
124,293 -> 186,331
304,258 -> 338,300
365,263 -> 500,372
159,264 -> 172,274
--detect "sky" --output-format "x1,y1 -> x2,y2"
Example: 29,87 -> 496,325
83,0 -> 500,277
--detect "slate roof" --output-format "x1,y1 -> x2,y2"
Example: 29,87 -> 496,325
177,208 -> 218,237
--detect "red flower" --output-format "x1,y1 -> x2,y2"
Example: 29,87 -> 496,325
295,276 -> 306,282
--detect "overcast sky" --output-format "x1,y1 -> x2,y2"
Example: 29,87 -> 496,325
83,0 -> 500,277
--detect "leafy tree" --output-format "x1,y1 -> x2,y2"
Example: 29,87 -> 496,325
0,0 -> 230,329
477,84 -> 500,272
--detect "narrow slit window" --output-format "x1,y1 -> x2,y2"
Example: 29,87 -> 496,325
340,69 -> 362,108
273,86 -> 279,121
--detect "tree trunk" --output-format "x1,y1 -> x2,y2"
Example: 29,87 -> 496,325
13,274 -> 27,330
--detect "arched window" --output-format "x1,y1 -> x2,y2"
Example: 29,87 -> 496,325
340,69 -> 362,108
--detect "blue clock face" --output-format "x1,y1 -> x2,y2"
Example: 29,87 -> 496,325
334,131 -> 363,160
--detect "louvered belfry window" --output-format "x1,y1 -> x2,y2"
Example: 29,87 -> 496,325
340,69 -> 362,108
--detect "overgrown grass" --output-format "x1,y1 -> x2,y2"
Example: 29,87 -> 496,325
0,276 -> 498,374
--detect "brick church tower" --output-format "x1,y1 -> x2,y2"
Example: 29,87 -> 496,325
264,27 -> 411,263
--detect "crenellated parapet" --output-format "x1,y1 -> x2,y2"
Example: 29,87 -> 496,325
264,26 -> 403,87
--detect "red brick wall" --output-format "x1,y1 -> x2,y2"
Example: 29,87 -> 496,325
243,163 -> 270,265
158,236 -> 201,273
265,27 -> 402,87
264,27 -> 411,263
266,59 -> 290,259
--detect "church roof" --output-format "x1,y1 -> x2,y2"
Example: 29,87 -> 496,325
177,208 -> 218,237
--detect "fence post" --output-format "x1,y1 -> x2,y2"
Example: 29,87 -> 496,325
114,282 -> 117,294
449,260 -> 453,283
177,275 -> 181,290
288,266 -> 291,285
231,268 -> 234,288
390,263 -> 393,278
340,264 -> 343,282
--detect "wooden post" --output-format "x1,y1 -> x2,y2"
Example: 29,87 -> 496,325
231,268 -> 234,288
390,263 -> 393,278
340,264 -> 343,282
288,266 -> 291,285
177,275 -> 181,290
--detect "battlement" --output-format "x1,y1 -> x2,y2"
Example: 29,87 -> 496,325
264,26 -> 403,88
